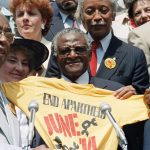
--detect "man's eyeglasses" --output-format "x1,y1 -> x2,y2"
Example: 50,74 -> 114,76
59,46 -> 88,56
0,29 -> 14,43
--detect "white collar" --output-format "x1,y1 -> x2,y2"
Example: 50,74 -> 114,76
88,31 -> 112,52
59,11 -> 69,23
59,11 -> 87,33
61,71 -> 89,84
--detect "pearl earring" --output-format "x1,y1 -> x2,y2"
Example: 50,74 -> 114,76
41,24 -> 45,30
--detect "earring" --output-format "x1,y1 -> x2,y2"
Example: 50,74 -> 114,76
41,24 -> 45,30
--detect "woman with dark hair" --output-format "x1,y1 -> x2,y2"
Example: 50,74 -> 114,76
128,0 -> 150,27
0,38 -> 49,81
9,0 -> 54,75
0,38 -> 49,147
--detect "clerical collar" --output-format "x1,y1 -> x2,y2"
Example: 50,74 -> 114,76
88,31 -> 112,53
61,71 -> 89,84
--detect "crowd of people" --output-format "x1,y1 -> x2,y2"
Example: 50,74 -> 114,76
0,0 -> 150,149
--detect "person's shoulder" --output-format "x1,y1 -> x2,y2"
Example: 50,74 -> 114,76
51,1 -> 60,15
137,22 -> 150,30
113,35 -> 144,53
131,22 -> 150,34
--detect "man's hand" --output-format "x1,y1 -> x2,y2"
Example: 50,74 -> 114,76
144,89 -> 150,105
32,144 -> 53,150
114,85 -> 137,100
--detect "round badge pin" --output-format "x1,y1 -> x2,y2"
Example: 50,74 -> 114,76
104,57 -> 116,69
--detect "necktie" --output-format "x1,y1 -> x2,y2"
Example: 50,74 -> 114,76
72,18 -> 78,28
89,41 -> 100,76
68,15 -> 79,28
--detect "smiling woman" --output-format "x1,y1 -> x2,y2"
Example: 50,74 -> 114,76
128,0 -> 150,27
0,38 -> 49,82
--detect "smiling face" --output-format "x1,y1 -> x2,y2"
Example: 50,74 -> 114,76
81,0 -> 114,41
0,49 -> 30,82
56,0 -> 78,14
15,5 -> 44,40
56,32 -> 91,82
0,14 -> 12,66
133,0 -> 150,26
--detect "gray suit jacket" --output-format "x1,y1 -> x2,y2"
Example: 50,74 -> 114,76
0,91 -> 22,150
128,22 -> 150,83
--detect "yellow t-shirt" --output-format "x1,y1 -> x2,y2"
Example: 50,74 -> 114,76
1,76 -> 149,150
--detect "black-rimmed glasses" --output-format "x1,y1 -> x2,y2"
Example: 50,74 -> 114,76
59,46 -> 88,56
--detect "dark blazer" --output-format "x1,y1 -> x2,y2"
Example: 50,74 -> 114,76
45,2 -> 65,41
46,35 -> 149,94
90,77 -> 124,90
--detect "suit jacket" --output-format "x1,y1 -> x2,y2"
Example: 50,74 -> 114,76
128,22 -> 150,83
46,35 -> 149,94
0,91 -> 22,150
90,77 -> 124,90
45,2 -> 86,41
45,2 -> 65,41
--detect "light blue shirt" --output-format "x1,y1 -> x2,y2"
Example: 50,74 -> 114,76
59,11 -> 86,33
88,31 -> 112,71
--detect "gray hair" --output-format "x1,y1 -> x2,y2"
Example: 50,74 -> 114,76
75,0 -> 117,20
52,28 -> 91,56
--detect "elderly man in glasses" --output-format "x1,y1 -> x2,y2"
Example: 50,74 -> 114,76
47,28 -> 124,89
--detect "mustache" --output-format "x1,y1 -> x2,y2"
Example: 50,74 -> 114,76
91,21 -> 106,26
65,57 -> 81,64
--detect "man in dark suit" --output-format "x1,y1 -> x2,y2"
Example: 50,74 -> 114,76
79,0 -> 149,94
45,0 -> 86,41
80,0 -> 149,149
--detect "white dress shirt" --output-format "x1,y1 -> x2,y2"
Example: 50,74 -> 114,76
59,11 -> 86,33
0,90 -> 23,149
